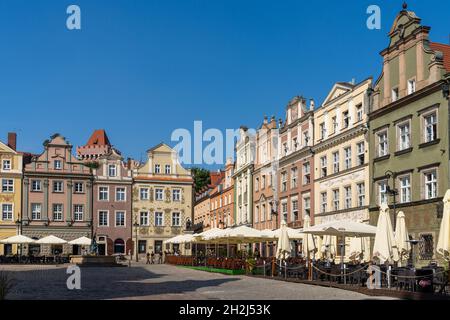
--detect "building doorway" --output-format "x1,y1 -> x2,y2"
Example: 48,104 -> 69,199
155,240 -> 163,254
114,239 -> 125,254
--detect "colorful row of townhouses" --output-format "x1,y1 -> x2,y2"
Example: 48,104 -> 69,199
194,5 -> 450,265
0,130 -> 193,258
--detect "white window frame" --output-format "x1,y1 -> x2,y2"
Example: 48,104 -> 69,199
392,87 -> 399,102
333,189 -> 340,211
357,183 -> 365,207
344,147 -> 352,170
155,188 -> 164,201
378,180 -> 388,206
115,211 -> 126,227
423,169 -> 438,200
320,192 -> 327,213
115,187 -> 126,202
98,210 -> 109,227
155,212 -> 164,226
1,179 -> 14,193
154,164 -> 161,174
377,130 -> 389,157
333,151 -> 340,173
2,159 -> 11,171
423,111 -> 438,143
31,180 -> 42,192
172,212 -> 181,226
281,172 -> 287,192
172,189 -> 181,202
291,198 -> 299,221
320,156 -> 327,178
98,186 -> 109,201
74,182 -> 84,193
74,205 -> 84,221
399,174 -> 412,204
140,211 -> 149,226
53,181 -> 64,193
139,188 -> 149,200
54,160 -> 62,170
281,201 -> 288,223
357,142 -> 365,166
356,104 -> 363,122
52,204 -> 63,221
1,203 -> 13,221
407,78 -> 416,95
397,120 -> 411,151
344,186 -> 352,209
303,163 -> 311,185
31,203 -> 42,220
165,165 -> 171,174
291,167 -> 298,189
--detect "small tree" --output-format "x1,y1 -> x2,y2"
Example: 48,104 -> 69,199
191,167 -> 211,193
0,272 -> 14,300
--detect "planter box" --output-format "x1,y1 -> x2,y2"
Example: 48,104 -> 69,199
178,265 -> 246,275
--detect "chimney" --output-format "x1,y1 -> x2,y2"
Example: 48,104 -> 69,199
7,132 -> 17,151
309,99 -> 315,111
127,157 -> 132,170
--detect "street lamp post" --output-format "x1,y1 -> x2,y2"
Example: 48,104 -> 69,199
133,222 -> 139,262
385,170 -> 399,230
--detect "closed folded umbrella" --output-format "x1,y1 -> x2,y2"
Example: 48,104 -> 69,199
437,190 -> 450,261
373,204 -> 399,264
35,235 -> 67,245
394,211 -> 411,265
276,220 -> 291,260
0,235 -> 35,244
303,215 -> 316,255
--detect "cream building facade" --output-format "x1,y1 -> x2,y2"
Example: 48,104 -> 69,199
132,143 -> 193,257
233,127 -> 256,226
0,134 -> 23,255
313,78 -> 372,226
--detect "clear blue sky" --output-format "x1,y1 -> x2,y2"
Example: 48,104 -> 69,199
1,0 -> 448,168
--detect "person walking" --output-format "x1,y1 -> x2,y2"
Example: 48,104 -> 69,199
158,251 -> 163,264
150,251 -> 155,264
146,252 -> 151,264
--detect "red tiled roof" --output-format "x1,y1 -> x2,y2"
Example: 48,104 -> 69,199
430,42 -> 450,72
86,129 -> 111,146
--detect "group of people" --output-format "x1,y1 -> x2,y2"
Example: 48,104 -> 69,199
145,250 -> 181,264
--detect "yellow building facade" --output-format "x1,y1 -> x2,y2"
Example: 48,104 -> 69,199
0,134 -> 23,255
132,143 -> 193,258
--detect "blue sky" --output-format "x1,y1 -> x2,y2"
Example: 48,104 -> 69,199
0,0 -> 448,168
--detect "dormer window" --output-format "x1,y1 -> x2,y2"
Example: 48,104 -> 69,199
2,160 -> 11,171
342,111 -> 350,129
165,165 -> 171,174
108,164 -> 117,177
155,164 -> 161,174
54,160 -> 62,170
320,123 -> 326,140
392,87 -> 399,102
407,79 -> 416,95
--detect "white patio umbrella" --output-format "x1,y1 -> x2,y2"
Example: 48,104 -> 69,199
68,236 -> 92,246
303,215 -> 317,255
394,211 -> 411,265
204,225 -> 268,243
262,227 -> 304,240
348,237 -> 371,262
302,220 -> 377,237
35,235 -> 67,245
437,190 -> 450,261
373,204 -> 399,264
192,228 -> 224,243
321,235 -> 337,261
314,236 -> 323,260
0,235 -> 35,244
276,220 -> 291,260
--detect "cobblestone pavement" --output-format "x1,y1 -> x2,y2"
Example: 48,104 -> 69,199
0,263 -> 398,300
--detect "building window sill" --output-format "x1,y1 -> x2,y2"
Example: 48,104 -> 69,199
394,147 -> 413,157
373,154 -> 390,163
419,139 -> 441,149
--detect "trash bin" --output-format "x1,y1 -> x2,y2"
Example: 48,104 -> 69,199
416,269 -> 434,293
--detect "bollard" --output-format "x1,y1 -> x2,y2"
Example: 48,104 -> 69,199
284,260 -> 287,279
263,260 -> 266,277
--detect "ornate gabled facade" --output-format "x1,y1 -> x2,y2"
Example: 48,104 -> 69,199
277,96 -> 315,230
92,148 -> 133,256
132,143 -> 193,257
368,4 -> 450,265
253,116 -> 278,232
233,127 -> 256,226
22,134 -> 93,255
76,129 -> 116,161
313,78 -> 372,227
0,133 -> 23,255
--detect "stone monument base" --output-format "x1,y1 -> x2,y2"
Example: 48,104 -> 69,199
70,255 -> 125,267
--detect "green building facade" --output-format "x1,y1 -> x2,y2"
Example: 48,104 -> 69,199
368,6 -> 450,266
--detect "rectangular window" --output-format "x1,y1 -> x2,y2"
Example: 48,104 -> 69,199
31,203 -> 42,220
357,183 -> 365,207
303,163 -> 311,185
140,212 -> 149,226
424,170 -> 437,200
398,122 -> 411,150
115,211 -> 125,227
424,112 -> 437,143
392,87 -> 399,102
165,165 -> 171,174
407,79 -> 416,95
53,181 -> 63,193
255,205 -> 259,223
344,186 -> 352,209
261,204 -> 266,222
332,116 -> 338,133
154,164 -> 161,174
262,175 -> 266,189
399,175 -> 411,203
281,172 -> 287,192
172,189 -> 181,202
293,138 -> 299,151
1,204 -> 13,221
344,147 -> 352,170
333,151 -> 340,173
291,167 -> 298,189
108,164 -> 117,177
155,188 -> 164,201
31,180 -> 42,192
320,123 -> 326,139
378,180 -> 388,206
304,197 -> 311,217
303,131 -> 310,146
377,130 -> 388,157
74,182 -> 84,193
99,186 -> 109,201
281,202 -> 288,223
343,111 -> 350,129
357,142 -> 365,166
2,160 -> 11,171
2,179 -> 14,193
140,188 -> 149,200
52,204 -> 63,221
74,205 -> 84,221
172,212 -> 181,226
333,189 -> 340,211
255,177 -> 259,191
116,187 -> 126,201
99,211 -> 109,226
155,212 -> 163,226
283,143 -> 288,155
54,160 -> 62,170
291,199 -> 299,221
356,104 -> 363,122
320,156 -> 327,178
321,192 -> 327,213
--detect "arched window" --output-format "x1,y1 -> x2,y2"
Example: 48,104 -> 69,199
114,239 -> 125,254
